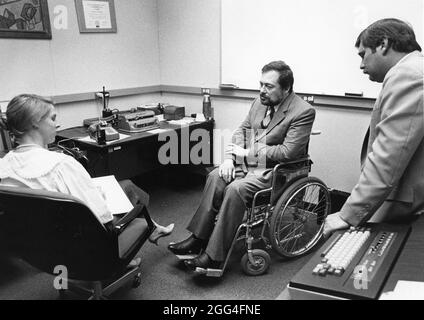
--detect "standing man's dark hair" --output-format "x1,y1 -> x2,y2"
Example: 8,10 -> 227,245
262,60 -> 294,93
355,18 -> 422,53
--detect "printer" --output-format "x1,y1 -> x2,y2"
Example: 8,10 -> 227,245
163,105 -> 185,121
116,109 -> 159,133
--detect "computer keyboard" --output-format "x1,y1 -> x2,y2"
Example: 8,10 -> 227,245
288,224 -> 411,300
313,227 -> 371,277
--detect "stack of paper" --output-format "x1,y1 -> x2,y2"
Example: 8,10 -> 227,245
168,117 -> 195,125
92,175 -> 134,215
379,281 -> 424,300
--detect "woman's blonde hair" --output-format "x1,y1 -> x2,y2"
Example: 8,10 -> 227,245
0,94 -> 53,142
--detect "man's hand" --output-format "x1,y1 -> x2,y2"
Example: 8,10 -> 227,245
323,212 -> 350,237
219,159 -> 235,183
226,143 -> 249,158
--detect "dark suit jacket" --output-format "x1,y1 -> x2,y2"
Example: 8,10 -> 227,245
227,92 -> 316,181
340,51 -> 424,226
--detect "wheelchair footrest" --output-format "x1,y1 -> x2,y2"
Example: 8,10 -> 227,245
175,254 -> 198,260
194,267 -> 224,277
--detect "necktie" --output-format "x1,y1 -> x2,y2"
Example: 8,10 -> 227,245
261,106 -> 275,128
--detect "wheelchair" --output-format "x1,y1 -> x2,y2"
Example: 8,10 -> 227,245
194,144 -> 331,277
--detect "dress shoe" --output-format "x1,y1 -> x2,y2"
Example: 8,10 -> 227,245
184,252 -> 221,270
126,257 -> 141,270
149,223 -> 175,246
168,235 -> 205,255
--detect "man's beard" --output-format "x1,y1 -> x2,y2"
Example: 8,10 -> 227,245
260,95 -> 279,106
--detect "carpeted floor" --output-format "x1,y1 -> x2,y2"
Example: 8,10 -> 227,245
0,170 -> 314,300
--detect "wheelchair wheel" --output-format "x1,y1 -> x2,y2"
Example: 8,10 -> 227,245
269,176 -> 330,258
241,249 -> 271,276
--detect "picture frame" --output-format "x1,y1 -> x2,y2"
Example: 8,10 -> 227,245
0,0 -> 52,39
75,0 -> 117,33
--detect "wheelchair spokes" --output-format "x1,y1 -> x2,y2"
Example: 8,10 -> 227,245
270,177 -> 330,258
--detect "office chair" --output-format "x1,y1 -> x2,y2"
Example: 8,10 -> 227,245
0,126 -> 13,154
0,185 -> 155,300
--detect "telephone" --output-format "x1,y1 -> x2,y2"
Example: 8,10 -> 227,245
87,121 -> 120,144
103,126 -> 120,141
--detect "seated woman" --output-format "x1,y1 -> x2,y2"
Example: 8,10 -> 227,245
0,94 -> 173,246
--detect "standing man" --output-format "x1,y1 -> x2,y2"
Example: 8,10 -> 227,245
324,18 -> 424,235
169,61 -> 316,269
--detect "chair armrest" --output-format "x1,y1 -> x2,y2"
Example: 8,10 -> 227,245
269,156 -> 312,205
273,156 -> 311,173
272,156 -> 311,185
113,204 -> 154,235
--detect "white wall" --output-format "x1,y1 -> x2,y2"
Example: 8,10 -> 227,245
157,0 -> 221,87
1,0 -> 373,192
309,106 -> 370,192
0,0 -> 161,128
157,0 -> 372,192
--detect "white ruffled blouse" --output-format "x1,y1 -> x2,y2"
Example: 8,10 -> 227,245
0,147 -> 113,224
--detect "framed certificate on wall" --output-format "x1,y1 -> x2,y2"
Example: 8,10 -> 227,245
75,0 -> 117,33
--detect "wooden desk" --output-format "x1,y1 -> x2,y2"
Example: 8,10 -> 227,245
56,120 -> 214,180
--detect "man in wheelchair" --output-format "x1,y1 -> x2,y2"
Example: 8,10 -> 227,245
169,61 -> 316,271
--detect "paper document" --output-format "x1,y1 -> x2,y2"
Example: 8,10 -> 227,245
379,280 -> 424,300
78,133 -> 130,144
147,128 -> 173,134
82,0 -> 112,29
92,175 -> 134,215
168,117 -> 195,125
